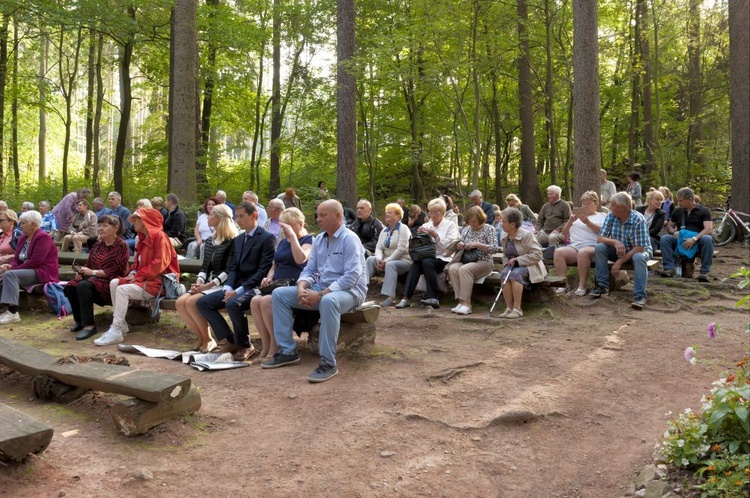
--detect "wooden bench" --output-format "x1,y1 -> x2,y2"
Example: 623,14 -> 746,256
0,402 -> 54,462
58,252 -> 203,274
0,337 -> 200,436
153,297 -> 380,352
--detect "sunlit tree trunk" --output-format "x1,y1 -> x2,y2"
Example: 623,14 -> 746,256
729,0 -> 750,214
336,0 -> 357,209
38,32 -> 47,184
11,17 -> 18,192
168,0 -> 198,200
518,0 -> 542,210
93,34 -> 104,197
269,0 -> 281,198
686,0 -> 704,183
637,0 -> 654,178
572,0 -> 601,202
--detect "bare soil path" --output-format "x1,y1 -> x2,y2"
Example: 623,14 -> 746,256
1,244 -> 748,497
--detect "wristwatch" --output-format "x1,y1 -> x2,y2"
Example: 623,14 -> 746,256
691,236 -> 698,242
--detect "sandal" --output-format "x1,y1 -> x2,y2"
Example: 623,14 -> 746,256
573,288 -> 587,297
555,287 -> 569,294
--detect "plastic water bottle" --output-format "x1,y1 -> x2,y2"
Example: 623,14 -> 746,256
675,264 -> 682,277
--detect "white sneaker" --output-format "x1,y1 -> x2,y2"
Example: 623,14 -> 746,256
450,304 -> 461,313
0,310 -> 20,324
455,305 -> 472,315
121,321 -> 130,334
94,327 -> 124,346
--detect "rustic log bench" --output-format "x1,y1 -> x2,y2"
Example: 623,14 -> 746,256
0,402 -> 54,462
57,252 -> 203,274
154,298 -> 380,352
0,337 -> 200,436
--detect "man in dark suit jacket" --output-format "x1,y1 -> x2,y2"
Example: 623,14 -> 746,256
196,202 -> 275,361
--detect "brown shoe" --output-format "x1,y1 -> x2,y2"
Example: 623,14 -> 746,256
232,347 -> 258,362
220,342 -> 239,354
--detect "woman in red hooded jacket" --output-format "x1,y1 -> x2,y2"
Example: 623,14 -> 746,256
0,210 -> 59,324
94,207 -> 179,346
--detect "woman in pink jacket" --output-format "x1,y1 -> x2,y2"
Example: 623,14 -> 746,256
0,211 -> 59,324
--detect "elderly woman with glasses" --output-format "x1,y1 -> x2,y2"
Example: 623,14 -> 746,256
0,210 -> 20,265
366,202 -> 412,307
64,215 -> 131,341
395,198 -> 460,309
0,210 -> 59,324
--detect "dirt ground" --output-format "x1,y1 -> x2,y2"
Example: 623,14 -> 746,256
1,244 -> 748,497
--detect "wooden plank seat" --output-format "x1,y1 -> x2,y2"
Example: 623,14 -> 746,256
155,298 -> 380,352
0,402 -> 54,463
0,337 -> 192,404
58,252 -> 203,274
0,337 -> 200,436
482,271 -> 567,288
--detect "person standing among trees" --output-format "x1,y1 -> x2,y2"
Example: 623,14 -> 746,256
625,172 -> 644,207
52,188 -> 91,240
599,169 -> 617,206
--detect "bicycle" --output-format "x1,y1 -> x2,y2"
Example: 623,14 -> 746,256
711,196 -> 750,247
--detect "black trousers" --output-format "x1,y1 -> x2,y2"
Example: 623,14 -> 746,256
403,257 -> 448,300
64,280 -> 104,327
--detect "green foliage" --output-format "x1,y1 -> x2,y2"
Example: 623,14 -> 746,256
660,268 -> 750,496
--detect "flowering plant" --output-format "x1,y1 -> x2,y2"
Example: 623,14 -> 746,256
659,268 -> 750,497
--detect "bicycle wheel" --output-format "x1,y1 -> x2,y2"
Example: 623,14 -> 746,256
712,216 -> 736,246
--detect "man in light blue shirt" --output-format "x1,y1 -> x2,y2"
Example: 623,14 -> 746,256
263,200 -> 367,383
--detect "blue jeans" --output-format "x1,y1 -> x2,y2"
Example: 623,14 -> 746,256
272,285 -> 360,367
594,243 -> 648,300
196,290 -> 254,347
660,234 -> 714,274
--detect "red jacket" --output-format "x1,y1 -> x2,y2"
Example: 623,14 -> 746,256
11,229 -> 59,284
125,208 -> 180,296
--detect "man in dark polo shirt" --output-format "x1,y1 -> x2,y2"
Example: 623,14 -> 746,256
659,187 -> 714,281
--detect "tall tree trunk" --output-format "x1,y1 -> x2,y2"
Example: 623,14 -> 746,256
38,32 -> 47,184
113,7 -> 136,197
637,0 -> 654,178
84,29 -> 95,181
729,0 -> 750,215
0,16 -> 7,189
336,0 -> 357,209
651,1 -> 666,185
198,0 -> 219,198
93,34 -> 104,197
269,0 -> 281,198
572,0 -> 601,202
168,0 -> 198,200
11,17 -> 18,193
544,0 -> 557,186
686,0 -> 704,183
628,5 -> 640,169
490,78 -> 503,204
59,26 -> 83,195
517,0 -> 542,210
249,51 -> 265,192
470,0 -> 481,190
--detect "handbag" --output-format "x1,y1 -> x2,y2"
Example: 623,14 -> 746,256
150,273 -> 185,319
408,233 -> 436,261
259,277 -> 296,295
675,210 -> 699,259
460,248 -> 481,264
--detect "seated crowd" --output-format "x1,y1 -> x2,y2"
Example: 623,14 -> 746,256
0,179 -> 715,381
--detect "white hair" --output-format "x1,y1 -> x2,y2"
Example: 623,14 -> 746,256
547,185 -> 562,196
609,192 -> 632,208
469,190 -> 483,199
20,210 -> 43,227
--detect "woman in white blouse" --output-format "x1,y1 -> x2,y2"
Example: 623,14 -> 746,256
366,203 -> 412,307
395,198 -> 459,309
552,191 -> 607,296
186,197 -> 217,259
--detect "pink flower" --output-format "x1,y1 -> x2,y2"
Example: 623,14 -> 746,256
707,322 -> 717,339
684,347 -> 695,362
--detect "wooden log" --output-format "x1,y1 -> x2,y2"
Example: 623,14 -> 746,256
0,337 -> 192,404
0,403 -> 54,463
307,321 -> 377,354
33,374 -> 90,404
110,387 -> 202,436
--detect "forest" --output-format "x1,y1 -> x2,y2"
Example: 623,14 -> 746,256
0,0 -> 745,213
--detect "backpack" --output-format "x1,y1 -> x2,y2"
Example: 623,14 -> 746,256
43,282 -> 73,320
